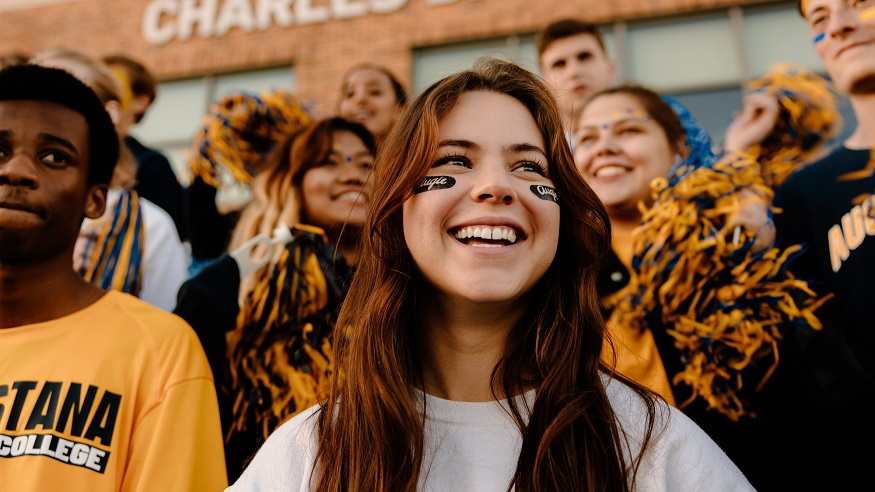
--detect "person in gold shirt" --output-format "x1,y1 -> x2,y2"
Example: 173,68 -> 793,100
0,63 -> 226,491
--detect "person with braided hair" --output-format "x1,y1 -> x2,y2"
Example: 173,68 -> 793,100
175,117 -> 375,483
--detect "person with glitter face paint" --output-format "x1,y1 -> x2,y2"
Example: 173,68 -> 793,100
572,86 -> 681,408
576,62 -> 842,488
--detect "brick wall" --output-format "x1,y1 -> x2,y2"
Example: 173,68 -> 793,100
0,0 -> 779,116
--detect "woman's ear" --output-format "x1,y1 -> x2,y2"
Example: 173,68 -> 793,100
104,100 -> 123,126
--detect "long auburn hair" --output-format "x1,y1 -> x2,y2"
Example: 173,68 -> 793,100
315,59 -> 658,491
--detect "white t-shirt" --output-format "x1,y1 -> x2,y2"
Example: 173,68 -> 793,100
76,189 -> 189,311
227,375 -> 753,491
137,195 -> 189,310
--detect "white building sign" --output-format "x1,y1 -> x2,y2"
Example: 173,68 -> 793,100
142,0 -> 459,45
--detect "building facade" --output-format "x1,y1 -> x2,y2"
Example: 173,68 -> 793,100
1,0 -> 833,181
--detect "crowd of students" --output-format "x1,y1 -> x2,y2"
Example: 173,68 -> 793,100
1,0 -> 873,490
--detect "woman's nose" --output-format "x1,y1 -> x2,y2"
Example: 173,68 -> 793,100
338,161 -> 367,184
470,162 -> 515,204
593,133 -> 619,156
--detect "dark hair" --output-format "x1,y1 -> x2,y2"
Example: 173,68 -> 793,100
536,18 -> 606,57
0,64 -> 119,186
289,117 -> 377,186
314,58 -> 657,491
584,85 -> 686,153
341,63 -> 408,107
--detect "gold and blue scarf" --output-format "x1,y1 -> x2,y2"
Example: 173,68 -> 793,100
77,189 -> 145,296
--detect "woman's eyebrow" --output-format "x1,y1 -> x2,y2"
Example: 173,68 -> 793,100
437,139 -> 478,150
580,116 -> 649,130
438,139 -> 545,158
509,143 -> 546,158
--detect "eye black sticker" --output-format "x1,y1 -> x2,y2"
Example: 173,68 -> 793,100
415,175 -> 456,194
531,185 -> 559,204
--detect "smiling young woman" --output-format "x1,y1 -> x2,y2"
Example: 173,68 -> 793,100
573,87 -> 685,269
227,59 -> 753,492
338,63 -> 407,145
175,117 -> 375,483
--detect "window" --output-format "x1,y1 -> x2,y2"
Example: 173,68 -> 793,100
742,5 -> 824,78
411,29 -> 619,96
668,87 -> 743,146
626,14 -> 740,91
412,35 -> 540,95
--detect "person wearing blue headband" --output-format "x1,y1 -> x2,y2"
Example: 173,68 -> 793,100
575,75 -> 838,489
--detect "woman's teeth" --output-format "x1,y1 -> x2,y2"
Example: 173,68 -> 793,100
594,165 -> 630,178
454,225 -> 518,245
336,191 -> 366,202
